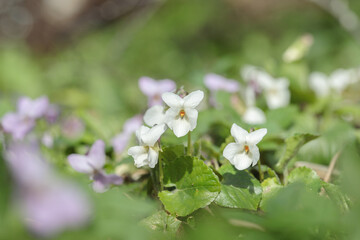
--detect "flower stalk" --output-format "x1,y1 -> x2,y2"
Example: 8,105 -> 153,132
187,131 -> 192,156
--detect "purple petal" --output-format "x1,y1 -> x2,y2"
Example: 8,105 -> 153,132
67,154 -> 94,174
5,142 -> 52,186
158,79 -> 176,93
21,181 -> 91,237
138,77 -> 158,97
44,104 -> 60,124
111,133 -> 131,154
2,113 -> 35,140
204,73 -> 225,91
92,172 -> 123,193
18,96 -> 49,119
87,140 -> 106,170
123,115 -> 143,134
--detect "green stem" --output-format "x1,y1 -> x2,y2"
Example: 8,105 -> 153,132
258,158 -> 264,182
187,131 -> 192,156
150,168 -> 158,194
158,151 -> 163,191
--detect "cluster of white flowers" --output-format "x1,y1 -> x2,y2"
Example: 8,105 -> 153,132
128,87 -> 204,169
127,78 -> 268,172
309,68 -> 359,97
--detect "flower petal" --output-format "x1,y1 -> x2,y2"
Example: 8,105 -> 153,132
309,72 -> 330,97
67,154 -> 93,174
250,145 -> 260,166
87,140 -> 106,170
111,133 -> 131,154
242,107 -> 266,125
144,105 -> 166,127
18,96 -> 49,119
123,115 -> 143,134
138,77 -> 158,97
172,118 -> 191,137
162,92 -> 183,108
233,153 -> 253,170
230,123 -> 248,144
141,124 -> 167,146
148,148 -> 159,168
223,143 -> 242,164
128,146 -> 147,158
158,79 -> 176,93
135,126 -> 150,144
183,90 -> 204,108
164,107 -> 180,129
247,128 -> 267,145
185,108 -> 198,131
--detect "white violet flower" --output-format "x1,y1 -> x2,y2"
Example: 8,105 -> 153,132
309,69 -> 358,97
261,77 -> 291,109
162,90 -> 204,138
128,124 -> 167,168
242,87 -> 266,125
223,124 -> 267,170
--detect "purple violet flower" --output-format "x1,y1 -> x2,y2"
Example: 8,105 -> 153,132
1,96 -> 49,140
138,77 -> 176,107
204,73 -> 240,93
67,140 -> 123,193
44,104 -> 60,124
61,116 -> 85,139
204,73 -> 240,107
111,115 -> 143,154
5,142 -> 91,238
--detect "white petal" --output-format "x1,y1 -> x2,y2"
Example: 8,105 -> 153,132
135,126 -> 150,144
134,153 -> 149,168
164,107 -> 180,129
141,124 -> 167,146
223,143 -> 242,164
67,155 -> 94,174
243,107 -> 266,125
183,90 -> 204,108
250,145 -> 260,166
162,92 -> 183,108
247,128 -> 267,145
148,148 -> 159,168
230,123 -> 248,144
185,108 -> 198,131
144,105 -> 166,127
309,72 -> 330,97
265,84 -> 290,109
128,146 -> 147,157
172,118 -> 191,137
232,153 -> 253,170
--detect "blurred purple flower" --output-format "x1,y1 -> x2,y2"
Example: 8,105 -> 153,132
68,140 -> 123,193
111,115 -> 143,154
61,116 -> 85,139
204,73 -> 240,93
204,73 -> 240,107
138,77 -> 176,107
44,104 -> 60,124
5,142 -> 91,238
1,96 -> 49,140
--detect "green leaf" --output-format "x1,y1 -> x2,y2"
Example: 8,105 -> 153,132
322,182 -> 351,213
287,167 -> 322,192
274,133 -> 318,173
214,164 -> 262,210
158,147 -> 221,216
141,210 -> 182,235
260,177 -> 283,210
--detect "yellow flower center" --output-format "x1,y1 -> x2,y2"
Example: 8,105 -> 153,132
244,145 -> 249,154
179,110 -> 186,118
